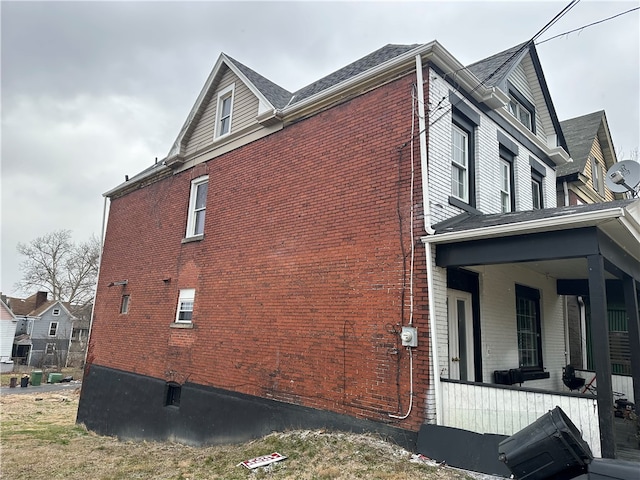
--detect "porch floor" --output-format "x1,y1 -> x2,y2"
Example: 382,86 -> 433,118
614,416 -> 640,462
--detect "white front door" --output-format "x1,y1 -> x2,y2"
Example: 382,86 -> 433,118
447,289 -> 474,381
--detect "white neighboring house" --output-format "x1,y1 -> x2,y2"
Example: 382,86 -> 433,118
0,298 -> 18,373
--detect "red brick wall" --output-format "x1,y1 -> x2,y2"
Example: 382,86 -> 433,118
88,72 -> 430,431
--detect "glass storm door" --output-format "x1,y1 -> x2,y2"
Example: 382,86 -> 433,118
447,289 -> 474,381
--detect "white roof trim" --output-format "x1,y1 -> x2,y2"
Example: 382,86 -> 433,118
421,205 -> 637,245
167,54 -> 276,159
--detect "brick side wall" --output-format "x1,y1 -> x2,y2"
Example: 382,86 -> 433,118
88,72 -> 430,431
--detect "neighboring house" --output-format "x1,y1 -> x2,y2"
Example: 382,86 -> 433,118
557,110 -> 620,206
78,40 -> 640,475
556,111 -> 635,376
0,296 -> 18,373
7,291 -> 77,367
67,303 -> 91,367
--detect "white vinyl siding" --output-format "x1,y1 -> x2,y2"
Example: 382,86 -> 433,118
185,67 -> 260,157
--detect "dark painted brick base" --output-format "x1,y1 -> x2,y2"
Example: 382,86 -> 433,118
417,423 -> 511,477
77,364 -> 417,451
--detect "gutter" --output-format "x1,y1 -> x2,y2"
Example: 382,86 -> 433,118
420,206 -> 628,245
102,161 -> 170,198
278,41 -> 503,120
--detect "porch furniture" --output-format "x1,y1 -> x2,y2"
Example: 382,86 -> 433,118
562,365 -> 586,391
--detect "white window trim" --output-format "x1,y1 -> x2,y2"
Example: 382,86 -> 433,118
185,176 -> 209,239
45,343 -> 56,355
49,321 -> 59,337
52,308 -> 60,316
214,83 -> 235,140
175,288 -> 195,324
451,124 -> 469,203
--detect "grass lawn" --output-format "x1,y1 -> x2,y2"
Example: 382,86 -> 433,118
0,389 -> 480,480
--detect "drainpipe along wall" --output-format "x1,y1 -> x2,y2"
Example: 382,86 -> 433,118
415,54 -> 441,425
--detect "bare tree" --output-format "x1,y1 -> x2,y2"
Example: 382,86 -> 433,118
16,230 -> 100,306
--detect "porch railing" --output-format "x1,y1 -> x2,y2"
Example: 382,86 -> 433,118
441,379 -> 601,457
574,369 -> 635,404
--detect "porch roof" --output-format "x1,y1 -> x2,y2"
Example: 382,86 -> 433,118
424,199 -> 640,282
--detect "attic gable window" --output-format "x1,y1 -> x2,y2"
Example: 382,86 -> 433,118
507,86 -> 535,134
52,308 -> 60,316
591,156 -> 605,197
214,83 -> 235,139
185,176 -> 209,239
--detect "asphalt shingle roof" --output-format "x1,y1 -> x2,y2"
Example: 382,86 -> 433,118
433,199 -> 636,234
225,55 -> 293,109
289,44 -> 421,105
466,42 -> 529,87
557,111 -> 604,177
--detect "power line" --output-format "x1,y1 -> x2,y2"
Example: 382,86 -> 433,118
428,0 -> 581,128
536,6 -> 640,45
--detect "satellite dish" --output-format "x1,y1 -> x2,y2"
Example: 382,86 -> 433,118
605,160 -> 640,194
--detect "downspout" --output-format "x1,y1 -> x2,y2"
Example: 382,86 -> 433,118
415,54 -> 442,426
84,196 -> 109,367
563,180 -> 570,206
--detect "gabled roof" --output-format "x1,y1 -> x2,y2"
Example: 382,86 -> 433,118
467,42 -> 529,88
225,55 -> 292,109
467,42 -> 567,152
7,292 -> 75,319
1,299 -> 16,321
557,111 -> 616,178
289,44 -> 420,106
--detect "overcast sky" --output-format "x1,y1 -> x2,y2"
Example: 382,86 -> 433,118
1,0 -> 639,297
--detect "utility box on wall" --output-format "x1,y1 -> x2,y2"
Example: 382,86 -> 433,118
401,326 -> 418,347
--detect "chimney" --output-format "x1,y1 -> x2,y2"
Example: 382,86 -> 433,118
35,291 -> 48,308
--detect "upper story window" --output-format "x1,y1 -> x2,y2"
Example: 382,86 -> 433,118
175,288 -> 195,323
214,84 -> 235,139
507,85 -> 535,134
499,147 -> 515,213
451,124 -> 469,203
185,176 -> 209,239
49,321 -> 59,337
52,308 -> 60,316
529,157 -> 546,210
531,175 -> 543,209
591,156 -> 605,197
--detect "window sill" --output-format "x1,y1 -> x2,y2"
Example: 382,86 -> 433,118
448,196 -> 482,214
181,234 -> 204,244
521,370 -> 550,381
170,322 -> 194,329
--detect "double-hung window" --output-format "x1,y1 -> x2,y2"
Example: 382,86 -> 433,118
516,285 -> 543,372
185,176 -> 208,239
48,322 -> 58,337
499,147 -> 515,213
451,124 -> 469,203
45,343 -> 56,355
215,84 -> 234,139
175,289 -> 195,323
507,84 -> 535,133
530,157 -> 546,210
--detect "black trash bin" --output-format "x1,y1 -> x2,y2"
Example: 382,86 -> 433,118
498,406 -> 593,480
20,375 -> 29,387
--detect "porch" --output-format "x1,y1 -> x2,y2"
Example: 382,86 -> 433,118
422,200 -> 640,468
440,376 -> 640,461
